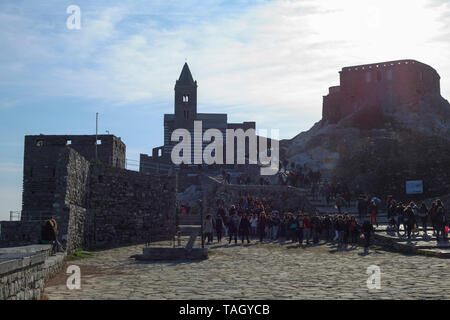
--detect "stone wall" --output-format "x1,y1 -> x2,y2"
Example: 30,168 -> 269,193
0,245 -> 64,300
336,132 -> 450,199
0,148 -> 90,253
0,221 -> 42,248
85,166 -> 177,248
201,177 -> 314,215
1,139 -> 177,252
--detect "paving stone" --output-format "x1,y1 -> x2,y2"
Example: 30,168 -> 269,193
43,242 -> 450,300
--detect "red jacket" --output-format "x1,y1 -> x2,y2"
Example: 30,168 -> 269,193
304,218 -> 311,228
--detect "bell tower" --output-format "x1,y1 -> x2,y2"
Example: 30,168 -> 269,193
174,63 -> 197,129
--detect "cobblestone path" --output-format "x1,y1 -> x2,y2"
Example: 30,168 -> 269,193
44,241 -> 450,300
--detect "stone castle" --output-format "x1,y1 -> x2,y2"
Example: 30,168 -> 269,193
322,59 -> 441,123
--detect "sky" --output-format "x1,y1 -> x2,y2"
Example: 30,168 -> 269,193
1,0 -> 450,220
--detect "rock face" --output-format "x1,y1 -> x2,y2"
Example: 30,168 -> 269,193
281,59 -> 450,198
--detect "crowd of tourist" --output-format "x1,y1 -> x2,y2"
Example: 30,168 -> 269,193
200,196 -> 377,253
384,196 -> 449,242
197,191 -> 449,253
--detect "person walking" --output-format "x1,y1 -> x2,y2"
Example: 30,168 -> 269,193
404,204 -> 415,241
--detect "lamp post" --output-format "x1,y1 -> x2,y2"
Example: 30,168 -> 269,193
95,112 -> 98,162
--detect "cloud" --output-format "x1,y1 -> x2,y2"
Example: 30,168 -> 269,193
1,0 -> 450,138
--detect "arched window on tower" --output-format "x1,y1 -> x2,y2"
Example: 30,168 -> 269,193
183,95 -> 189,102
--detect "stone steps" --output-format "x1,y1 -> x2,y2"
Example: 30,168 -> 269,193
178,225 -> 201,236
178,215 -> 201,225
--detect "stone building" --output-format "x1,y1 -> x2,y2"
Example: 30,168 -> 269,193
322,59 -> 441,123
22,135 -> 126,222
140,63 -> 257,172
0,134 -> 176,252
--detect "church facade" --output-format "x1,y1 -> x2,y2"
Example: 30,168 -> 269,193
140,63 -> 256,173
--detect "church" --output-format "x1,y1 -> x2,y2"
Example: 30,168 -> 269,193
140,63 -> 257,173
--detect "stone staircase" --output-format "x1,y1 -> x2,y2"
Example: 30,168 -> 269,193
178,214 -> 201,237
306,196 -> 390,225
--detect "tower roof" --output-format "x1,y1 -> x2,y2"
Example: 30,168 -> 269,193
177,63 -> 195,85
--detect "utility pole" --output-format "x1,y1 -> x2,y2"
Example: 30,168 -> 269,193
95,112 -> 98,162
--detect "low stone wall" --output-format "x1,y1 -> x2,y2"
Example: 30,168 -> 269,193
202,176 -> 314,215
0,245 -> 65,300
0,221 -> 43,248
372,233 -> 449,258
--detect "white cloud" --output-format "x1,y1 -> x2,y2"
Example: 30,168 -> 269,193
2,0 -> 450,138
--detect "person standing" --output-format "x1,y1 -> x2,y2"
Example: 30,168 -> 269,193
41,219 -> 57,255
203,214 -> 214,245
435,200 -> 447,242
418,203 -> 428,236
404,204 -> 415,241
271,212 -> 280,240
303,215 -> 311,245
357,194 -> 368,223
258,212 -> 267,242
215,214 -> 224,243
349,216 -> 359,245
50,217 -> 63,253
239,214 -> 251,244
228,212 -> 240,244
368,200 -> 378,228
250,214 -> 258,237
335,195 -> 345,215
296,214 -> 305,246
361,217 -> 374,254
311,212 -> 321,244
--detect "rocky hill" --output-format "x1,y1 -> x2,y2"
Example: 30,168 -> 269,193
280,60 -> 450,198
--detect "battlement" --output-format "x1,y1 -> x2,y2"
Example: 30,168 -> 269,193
341,59 -> 439,76
25,134 -> 126,169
